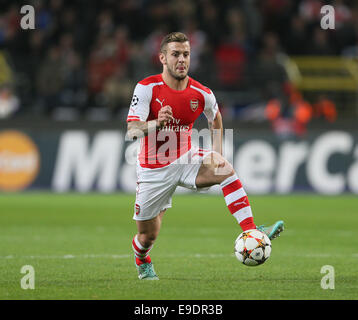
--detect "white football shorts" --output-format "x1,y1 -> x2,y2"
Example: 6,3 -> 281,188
133,146 -> 214,221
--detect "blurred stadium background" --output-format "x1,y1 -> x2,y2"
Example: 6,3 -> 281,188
0,0 -> 358,195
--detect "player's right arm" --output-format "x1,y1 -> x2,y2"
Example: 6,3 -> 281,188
126,82 -> 173,140
127,106 -> 173,139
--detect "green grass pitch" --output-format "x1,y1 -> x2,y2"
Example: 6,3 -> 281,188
0,193 -> 357,300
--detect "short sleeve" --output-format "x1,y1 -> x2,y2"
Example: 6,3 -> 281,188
127,83 -> 152,122
203,91 -> 218,122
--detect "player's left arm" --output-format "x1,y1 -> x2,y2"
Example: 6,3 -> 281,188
202,88 -> 222,155
208,110 -> 223,155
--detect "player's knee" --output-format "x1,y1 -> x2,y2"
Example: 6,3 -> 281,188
224,161 -> 235,176
138,231 -> 157,247
214,157 -> 235,180
198,154 -> 235,186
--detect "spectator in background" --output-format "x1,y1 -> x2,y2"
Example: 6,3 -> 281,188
341,6 -> 358,57
97,9 -> 115,37
87,34 -> 117,107
3,4 -> 21,39
27,30 -> 46,102
342,35 -> 358,58
260,0 -> 296,35
265,83 -> 313,139
113,26 -> 130,71
0,84 -> 20,118
241,0 -> 262,43
215,40 -> 246,90
332,0 -> 352,30
58,33 -> 76,61
0,16 -> 5,46
87,24 -> 130,109
313,95 -> 337,122
198,0 -> 221,45
34,0 -> 53,31
214,7 -> 247,90
298,0 -> 323,23
49,0 -> 64,16
128,41 -> 157,82
36,45 -> 65,113
143,26 -> 169,71
170,0 -> 196,27
59,6 -> 79,35
0,4 -> 23,56
59,51 -> 87,109
291,94 -> 313,136
252,32 -> 288,101
283,15 -> 307,55
306,27 -> 336,55
100,24 -> 132,114
181,19 -> 206,75
103,65 -> 133,115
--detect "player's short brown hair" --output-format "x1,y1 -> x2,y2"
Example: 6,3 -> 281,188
160,32 -> 189,53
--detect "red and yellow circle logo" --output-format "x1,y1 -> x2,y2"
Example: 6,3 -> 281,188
0,130 -> 40,191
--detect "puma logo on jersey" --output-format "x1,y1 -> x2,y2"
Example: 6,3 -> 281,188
156,98 -> 165,107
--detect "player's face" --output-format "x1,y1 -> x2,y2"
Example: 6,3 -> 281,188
161,41 -> 190,80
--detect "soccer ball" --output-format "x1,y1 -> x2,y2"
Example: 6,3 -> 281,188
234,229 -> 271,266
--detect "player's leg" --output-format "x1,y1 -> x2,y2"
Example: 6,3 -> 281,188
132,210 -> 165,280
195,152 -> 256,230
133,210 -> 165,264
195,152 -> 284,239
132,164 -> 177,280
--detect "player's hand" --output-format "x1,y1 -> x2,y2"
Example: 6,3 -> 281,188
157,105 -> 174,127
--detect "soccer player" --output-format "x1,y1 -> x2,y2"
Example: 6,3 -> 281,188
127,32 -> 284,280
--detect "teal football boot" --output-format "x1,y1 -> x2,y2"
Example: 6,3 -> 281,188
135,259 -> 159,280
257,220 -> 284,240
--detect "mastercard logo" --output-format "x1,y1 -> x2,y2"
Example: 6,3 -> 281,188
0,130 -> 40,191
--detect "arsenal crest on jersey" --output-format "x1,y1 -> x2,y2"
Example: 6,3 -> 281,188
190,99 -> 199,112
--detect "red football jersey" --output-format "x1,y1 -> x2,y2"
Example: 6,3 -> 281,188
127,74 -> 218,168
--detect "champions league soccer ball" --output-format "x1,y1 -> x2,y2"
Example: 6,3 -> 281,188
234,229 -> 272,266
